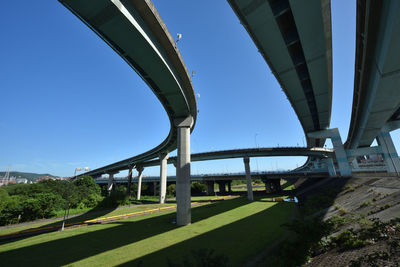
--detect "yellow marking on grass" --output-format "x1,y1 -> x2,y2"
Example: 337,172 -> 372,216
0,196 -> 235,238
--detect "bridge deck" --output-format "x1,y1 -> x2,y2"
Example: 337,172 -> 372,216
227,0 -> 333,147
346,1 -> 400,148
60,0 -> 197,175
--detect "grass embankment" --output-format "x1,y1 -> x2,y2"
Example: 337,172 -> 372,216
0,196 -> 295,266
0,196 -> 221,236
0,196 -> 163,236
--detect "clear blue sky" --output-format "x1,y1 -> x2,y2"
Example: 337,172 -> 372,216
2,0 -> 395,177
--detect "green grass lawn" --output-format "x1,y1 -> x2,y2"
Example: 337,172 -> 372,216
0,196 -> 295,266
231,184 -> 266,192
0,196 -> 233,236
0,205 -> 167,236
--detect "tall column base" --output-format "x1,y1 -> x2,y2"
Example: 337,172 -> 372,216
107,173 -> 116,195
377,131 -> 400,175
244,157 -> 254,201
206,181 -> 215,196
136,166 -> 144,200
159,153 -> 169,204
127,166 -> 133,196
217,181 -> 226,194
227,181 -> 232,193
153,182 -> 157,196
175,117 -> 192,226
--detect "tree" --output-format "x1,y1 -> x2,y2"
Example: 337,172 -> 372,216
73,176 -> 102,208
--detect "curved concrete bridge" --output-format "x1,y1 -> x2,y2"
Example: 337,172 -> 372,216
346,1 -> 400,149
60,0 -> 197,225
227,0 -> 333,148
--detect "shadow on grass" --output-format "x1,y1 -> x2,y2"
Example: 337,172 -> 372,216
118,201 -> 295,267
258,177 -> 352,266
0,197 -> 120,244
0,197 -> 249,266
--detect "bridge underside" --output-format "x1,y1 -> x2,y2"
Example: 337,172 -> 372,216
228,0 -> 333,147
60,0 -> 196,177
346,1 -> 400,149
95,171 -> 330,184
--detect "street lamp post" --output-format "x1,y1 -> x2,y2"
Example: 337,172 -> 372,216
61,167 -> 89,231
254,133 -> 259,148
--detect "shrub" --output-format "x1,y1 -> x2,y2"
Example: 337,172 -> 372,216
167,184 -> 176,196
191,182 -> 206,195
0,195 -> 24,225
266,217 -> 334,266
100,187 -> 129,208
330,230 -> 367,251
0,176 -> 103,226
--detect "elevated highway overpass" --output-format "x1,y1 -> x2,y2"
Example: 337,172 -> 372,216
227,0 -> 333,148
138,147 -> 333,168
96,170 -> 329,195
336,0 -> 400,175
346,1 -> 400,149
87,147 -> 333,175
60,0 -> 196,225
97,146 -> 333,202
60,0 -> 400,226
96,171 -> 330,184
61,0 -> 338,224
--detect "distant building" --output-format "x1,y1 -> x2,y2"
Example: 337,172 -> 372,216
0,177 -> 16,187
16,178 -> 28,184
36,176 -> 55,182
36,176 -> 68,182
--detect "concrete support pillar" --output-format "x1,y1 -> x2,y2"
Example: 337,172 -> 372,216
351,158 -> 359,170
153,182 -> 157,196
107,172 -> 116,194
377,131 -> 400,175
331,136 -> 352,176
227,180 -> 232,193
136,166 -> 144,200
324,157 -> 337,176
206,181 -> 215,196
218,181 -> 226,194
243,157 -> 254,201
273,179 -> 282,192
308,128 -> 352,176
175,116 -> 193,226
159,153 -> 169,204
265,180 -> 272,193
127,166 -> 133,196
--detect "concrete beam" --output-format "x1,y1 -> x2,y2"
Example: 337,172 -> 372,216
174,116 -> 194,128
308,128 -> 352,176
243,157 -> 253,201
307,128 -> 340,139
136,166 -> 144,200
346,146 -> 383,157
384,120 -> 400,132
159,153 -> 169,204
175,116 -> 192,226
377,130 -> 400,175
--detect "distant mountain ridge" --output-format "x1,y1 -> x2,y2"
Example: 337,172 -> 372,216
0,171 -> 56,182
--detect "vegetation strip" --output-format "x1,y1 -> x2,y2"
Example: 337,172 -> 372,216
0,195 -> 235,240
